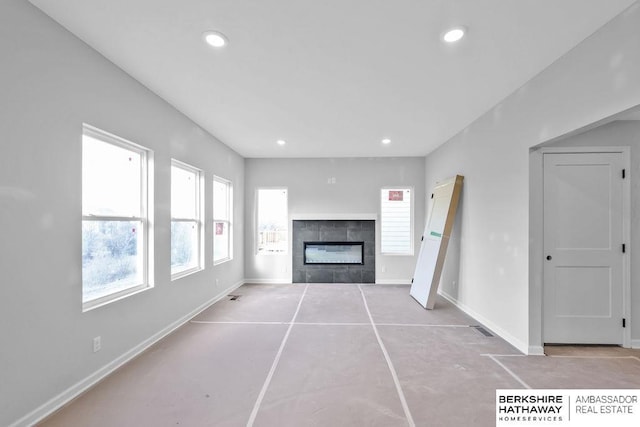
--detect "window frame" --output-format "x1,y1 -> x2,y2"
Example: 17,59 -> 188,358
213,175 -> 233,265
82,124 -> 151,311
380,187 -> 414,256
256,187 -> 289,255
170,159 -> 204,280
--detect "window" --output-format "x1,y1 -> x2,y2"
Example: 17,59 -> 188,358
257,188 -> 288,254
171,160 -> 203,278
380,188 -> 413,255
82,125 -> 151,309
213,176 -> 232,264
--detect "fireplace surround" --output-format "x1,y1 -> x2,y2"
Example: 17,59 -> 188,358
292,220 -> 374,283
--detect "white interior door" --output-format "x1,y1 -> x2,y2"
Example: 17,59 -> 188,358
543,152 -> 624,344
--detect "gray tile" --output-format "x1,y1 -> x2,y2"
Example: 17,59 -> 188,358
361,220 -> 375,231
319,229 -> 348,241
292,269 -> 306,283
306,269 -> 334,283
347,229 -> 374,242
362,271 -> 376,283
334,268 -> 361,283
363,255 -> 375,271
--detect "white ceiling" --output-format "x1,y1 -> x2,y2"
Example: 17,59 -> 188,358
30,0 -> 637,158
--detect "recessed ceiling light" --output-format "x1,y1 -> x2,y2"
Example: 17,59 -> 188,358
277,139 -> 286,146
443,27 -> 466,43
203,31 -> 228,48
381,138 -> 391,145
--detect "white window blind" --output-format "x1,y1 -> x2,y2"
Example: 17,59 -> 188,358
380,188 -> 412,254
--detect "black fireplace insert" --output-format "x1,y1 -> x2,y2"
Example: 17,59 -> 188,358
303,241 -> 364,265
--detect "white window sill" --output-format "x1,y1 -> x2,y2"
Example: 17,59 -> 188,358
171,266 -> 204,281
82,284 -> 152,313
214,257 -> 232,266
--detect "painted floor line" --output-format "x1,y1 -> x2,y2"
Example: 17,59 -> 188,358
246,284 -> 309,427
359,284 -> 416,427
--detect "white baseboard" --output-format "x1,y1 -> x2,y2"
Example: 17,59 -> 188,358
528,346 -> 546,356
12,280 -> 244,427
375,279 -> 412,285
439,291 -> 529,355
244,278 -> 292,284
631,339 -> 640,349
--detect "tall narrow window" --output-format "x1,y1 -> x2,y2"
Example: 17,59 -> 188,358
380,188 -> 413,255
213,176 -> 232,264
82,125 -> 150,309
257,188 -> 288,254
171,160 -> 203,278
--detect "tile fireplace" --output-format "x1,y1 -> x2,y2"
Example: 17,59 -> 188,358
292,220 -> 374,283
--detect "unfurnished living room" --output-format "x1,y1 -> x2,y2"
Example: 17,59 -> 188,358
1,1 -> 640,426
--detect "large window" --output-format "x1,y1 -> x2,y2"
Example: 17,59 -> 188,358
257,188 -> 288,254
171,160 -> 203,278
82,125 -> 151,309
213,176 -> 232,264
380,188 -> 413,255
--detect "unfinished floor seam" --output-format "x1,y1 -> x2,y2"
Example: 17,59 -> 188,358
358,284 -> 416,427
246,284 -> 309,426
190,320 -> 289,325
485,354 -> 531,389
191,321 -> 474,328
376,323 -> 470,328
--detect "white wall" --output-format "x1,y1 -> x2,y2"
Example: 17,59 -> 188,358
0,1 -> 244,425
536,120 -> 640,347
425,3 -> 640,354
244,157 -> 425,284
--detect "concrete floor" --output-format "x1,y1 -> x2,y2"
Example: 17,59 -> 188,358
39,284 -> 640,426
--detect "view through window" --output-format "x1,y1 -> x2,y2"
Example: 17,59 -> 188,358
171,160 -> 203,277
213,176 -> 232,263
257,188 -> 288,253
82,125 -> 150,307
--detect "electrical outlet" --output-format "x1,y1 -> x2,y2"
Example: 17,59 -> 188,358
381,265 -> 386,273
215,279 -> 219,286
93,336 -> 101,353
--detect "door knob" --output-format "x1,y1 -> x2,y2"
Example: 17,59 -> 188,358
546,255 -> 552,260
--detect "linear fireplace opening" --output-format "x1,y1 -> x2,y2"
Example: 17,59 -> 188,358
304,241 -> 364,265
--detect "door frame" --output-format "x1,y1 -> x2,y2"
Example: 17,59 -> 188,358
529,146 -> 631,352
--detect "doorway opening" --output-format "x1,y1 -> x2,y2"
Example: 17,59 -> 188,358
529,112 -> 636,353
